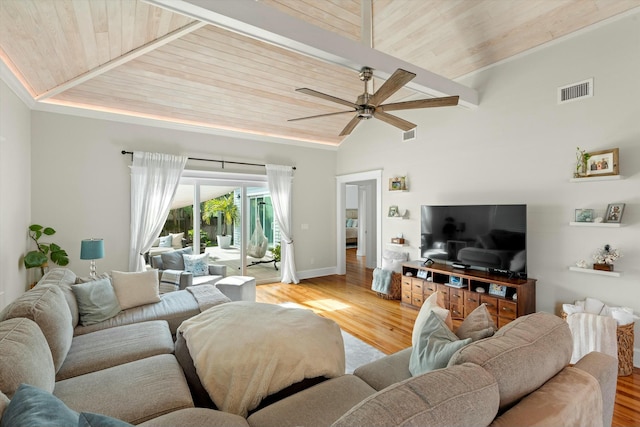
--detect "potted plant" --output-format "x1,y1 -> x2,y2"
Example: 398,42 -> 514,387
24,224 -> 69,277
575,146 -> 591,177
202,193 -> 238,249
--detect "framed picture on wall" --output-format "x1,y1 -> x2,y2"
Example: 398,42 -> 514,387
389,176 -> 407,191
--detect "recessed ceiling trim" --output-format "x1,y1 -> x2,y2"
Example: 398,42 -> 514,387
145,0 -> 479,108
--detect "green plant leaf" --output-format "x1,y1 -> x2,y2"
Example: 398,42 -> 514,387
50,249 -> 69,266
29,224 -> 43,232
24,251 -> 48,269
43,227 -> 56,236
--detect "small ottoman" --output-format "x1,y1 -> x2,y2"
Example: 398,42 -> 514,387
215,276 -> 256,301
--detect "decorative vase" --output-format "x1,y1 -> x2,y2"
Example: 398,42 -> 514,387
593,263 -> 613,272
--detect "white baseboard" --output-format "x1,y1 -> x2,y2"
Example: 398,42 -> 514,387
296,267 -> 337,280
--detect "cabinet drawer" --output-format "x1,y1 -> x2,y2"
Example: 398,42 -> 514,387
402,282 -> 412,295
450,304 -> 464,319
463,290 -> 480,316
480,295 -> 498,316
411,278 -> 424,292
401,276 -> 412,287
449,288 -> 464,303
401,291 -> 412,305
412,294 -> 424,307
423,282 -> 437,294
436,284 -> 451,302
498,316 -> 514,328
498,300 -> 518,320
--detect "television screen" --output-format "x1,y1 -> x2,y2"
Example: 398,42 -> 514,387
420,204 -> 527,278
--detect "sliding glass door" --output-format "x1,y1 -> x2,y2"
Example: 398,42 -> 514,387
160,172 -> 279,283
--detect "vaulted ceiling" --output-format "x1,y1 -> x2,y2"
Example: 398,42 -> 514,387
2,0 -> 639,147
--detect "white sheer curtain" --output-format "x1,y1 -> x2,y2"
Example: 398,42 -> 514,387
266,164 -> 299,284
129,152 -> 187,271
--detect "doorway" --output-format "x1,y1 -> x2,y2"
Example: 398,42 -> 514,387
336,170 -> 382,275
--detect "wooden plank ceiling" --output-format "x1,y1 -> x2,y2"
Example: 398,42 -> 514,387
1,0 -> 639,147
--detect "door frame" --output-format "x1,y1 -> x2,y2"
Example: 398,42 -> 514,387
336,169 -> 382,274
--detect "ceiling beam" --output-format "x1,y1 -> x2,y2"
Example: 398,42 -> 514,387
36,21 -> 207,101
145,0 -> 479,108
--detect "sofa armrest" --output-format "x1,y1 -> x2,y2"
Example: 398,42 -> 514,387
208,264 -> 226,277
353,347 -> 412,391
179,272 -> 193,290
574,351 -> 618,427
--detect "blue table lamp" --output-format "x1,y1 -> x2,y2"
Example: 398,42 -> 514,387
80,238 -> 104,278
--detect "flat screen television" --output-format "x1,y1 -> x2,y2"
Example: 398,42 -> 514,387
420,204 -> 527,278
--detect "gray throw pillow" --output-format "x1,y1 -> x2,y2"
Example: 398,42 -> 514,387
160,247 -> 193,270
71,277 -> 122,326
409,311 -> 471,376
455,304 -> 497,342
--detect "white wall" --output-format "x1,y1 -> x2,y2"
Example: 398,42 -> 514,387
337,12 -> 640,366
30,112 -> 337,279
346,185 -> 358,209
0,79 -> 31,308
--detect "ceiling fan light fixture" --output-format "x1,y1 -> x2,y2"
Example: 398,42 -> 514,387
359,107 -> 374,119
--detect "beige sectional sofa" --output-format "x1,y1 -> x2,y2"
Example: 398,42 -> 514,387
0,267 -> 618,426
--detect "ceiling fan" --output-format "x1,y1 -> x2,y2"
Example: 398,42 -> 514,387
289,67 -> 459,136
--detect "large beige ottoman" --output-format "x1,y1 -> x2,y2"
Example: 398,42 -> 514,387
215,276 -> 256,301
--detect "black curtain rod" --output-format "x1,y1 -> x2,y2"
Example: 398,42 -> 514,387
121,151 -> 295,170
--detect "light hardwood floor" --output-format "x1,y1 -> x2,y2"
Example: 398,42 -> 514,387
256,248 -> 639,427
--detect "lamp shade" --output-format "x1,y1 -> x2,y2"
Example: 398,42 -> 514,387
80,239 -> 104,260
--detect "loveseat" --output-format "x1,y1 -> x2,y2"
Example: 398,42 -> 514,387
0,270 -> 618,427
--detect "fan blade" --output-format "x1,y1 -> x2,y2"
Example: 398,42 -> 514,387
378,96 -> 459,112
339,115 -> 362,136
288,109 -> 356,122
296,88 -> 357,108
373,110 -> 416,132
369,69 -> 416,106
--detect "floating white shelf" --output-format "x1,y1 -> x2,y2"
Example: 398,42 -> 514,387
569,175 -> 623,183
569,266 -> 622,277
388,216 -> 409,220
568,222 -> 623,227
387,243 -> 408,247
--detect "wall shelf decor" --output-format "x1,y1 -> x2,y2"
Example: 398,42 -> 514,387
569,175 -> 623,183
569,222 -> 623,228
569,266 -> 622,277
388,242 -> 408,247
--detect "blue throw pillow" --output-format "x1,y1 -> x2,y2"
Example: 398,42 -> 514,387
78,412 -> 133,427
71,278 -> 122,326
0,384 -> 78,427
183,253 -> 209,277
158,235 -> 172,248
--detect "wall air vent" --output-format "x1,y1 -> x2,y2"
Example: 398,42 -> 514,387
558,78 -> 593,104
402,127 -> 416,142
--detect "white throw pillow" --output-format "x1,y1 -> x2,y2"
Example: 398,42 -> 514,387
111,269 -> 160,310
412,291 -> 452,348
183,253 -> 209,277
170,232 -> 184,249
381,250 -> 408,273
